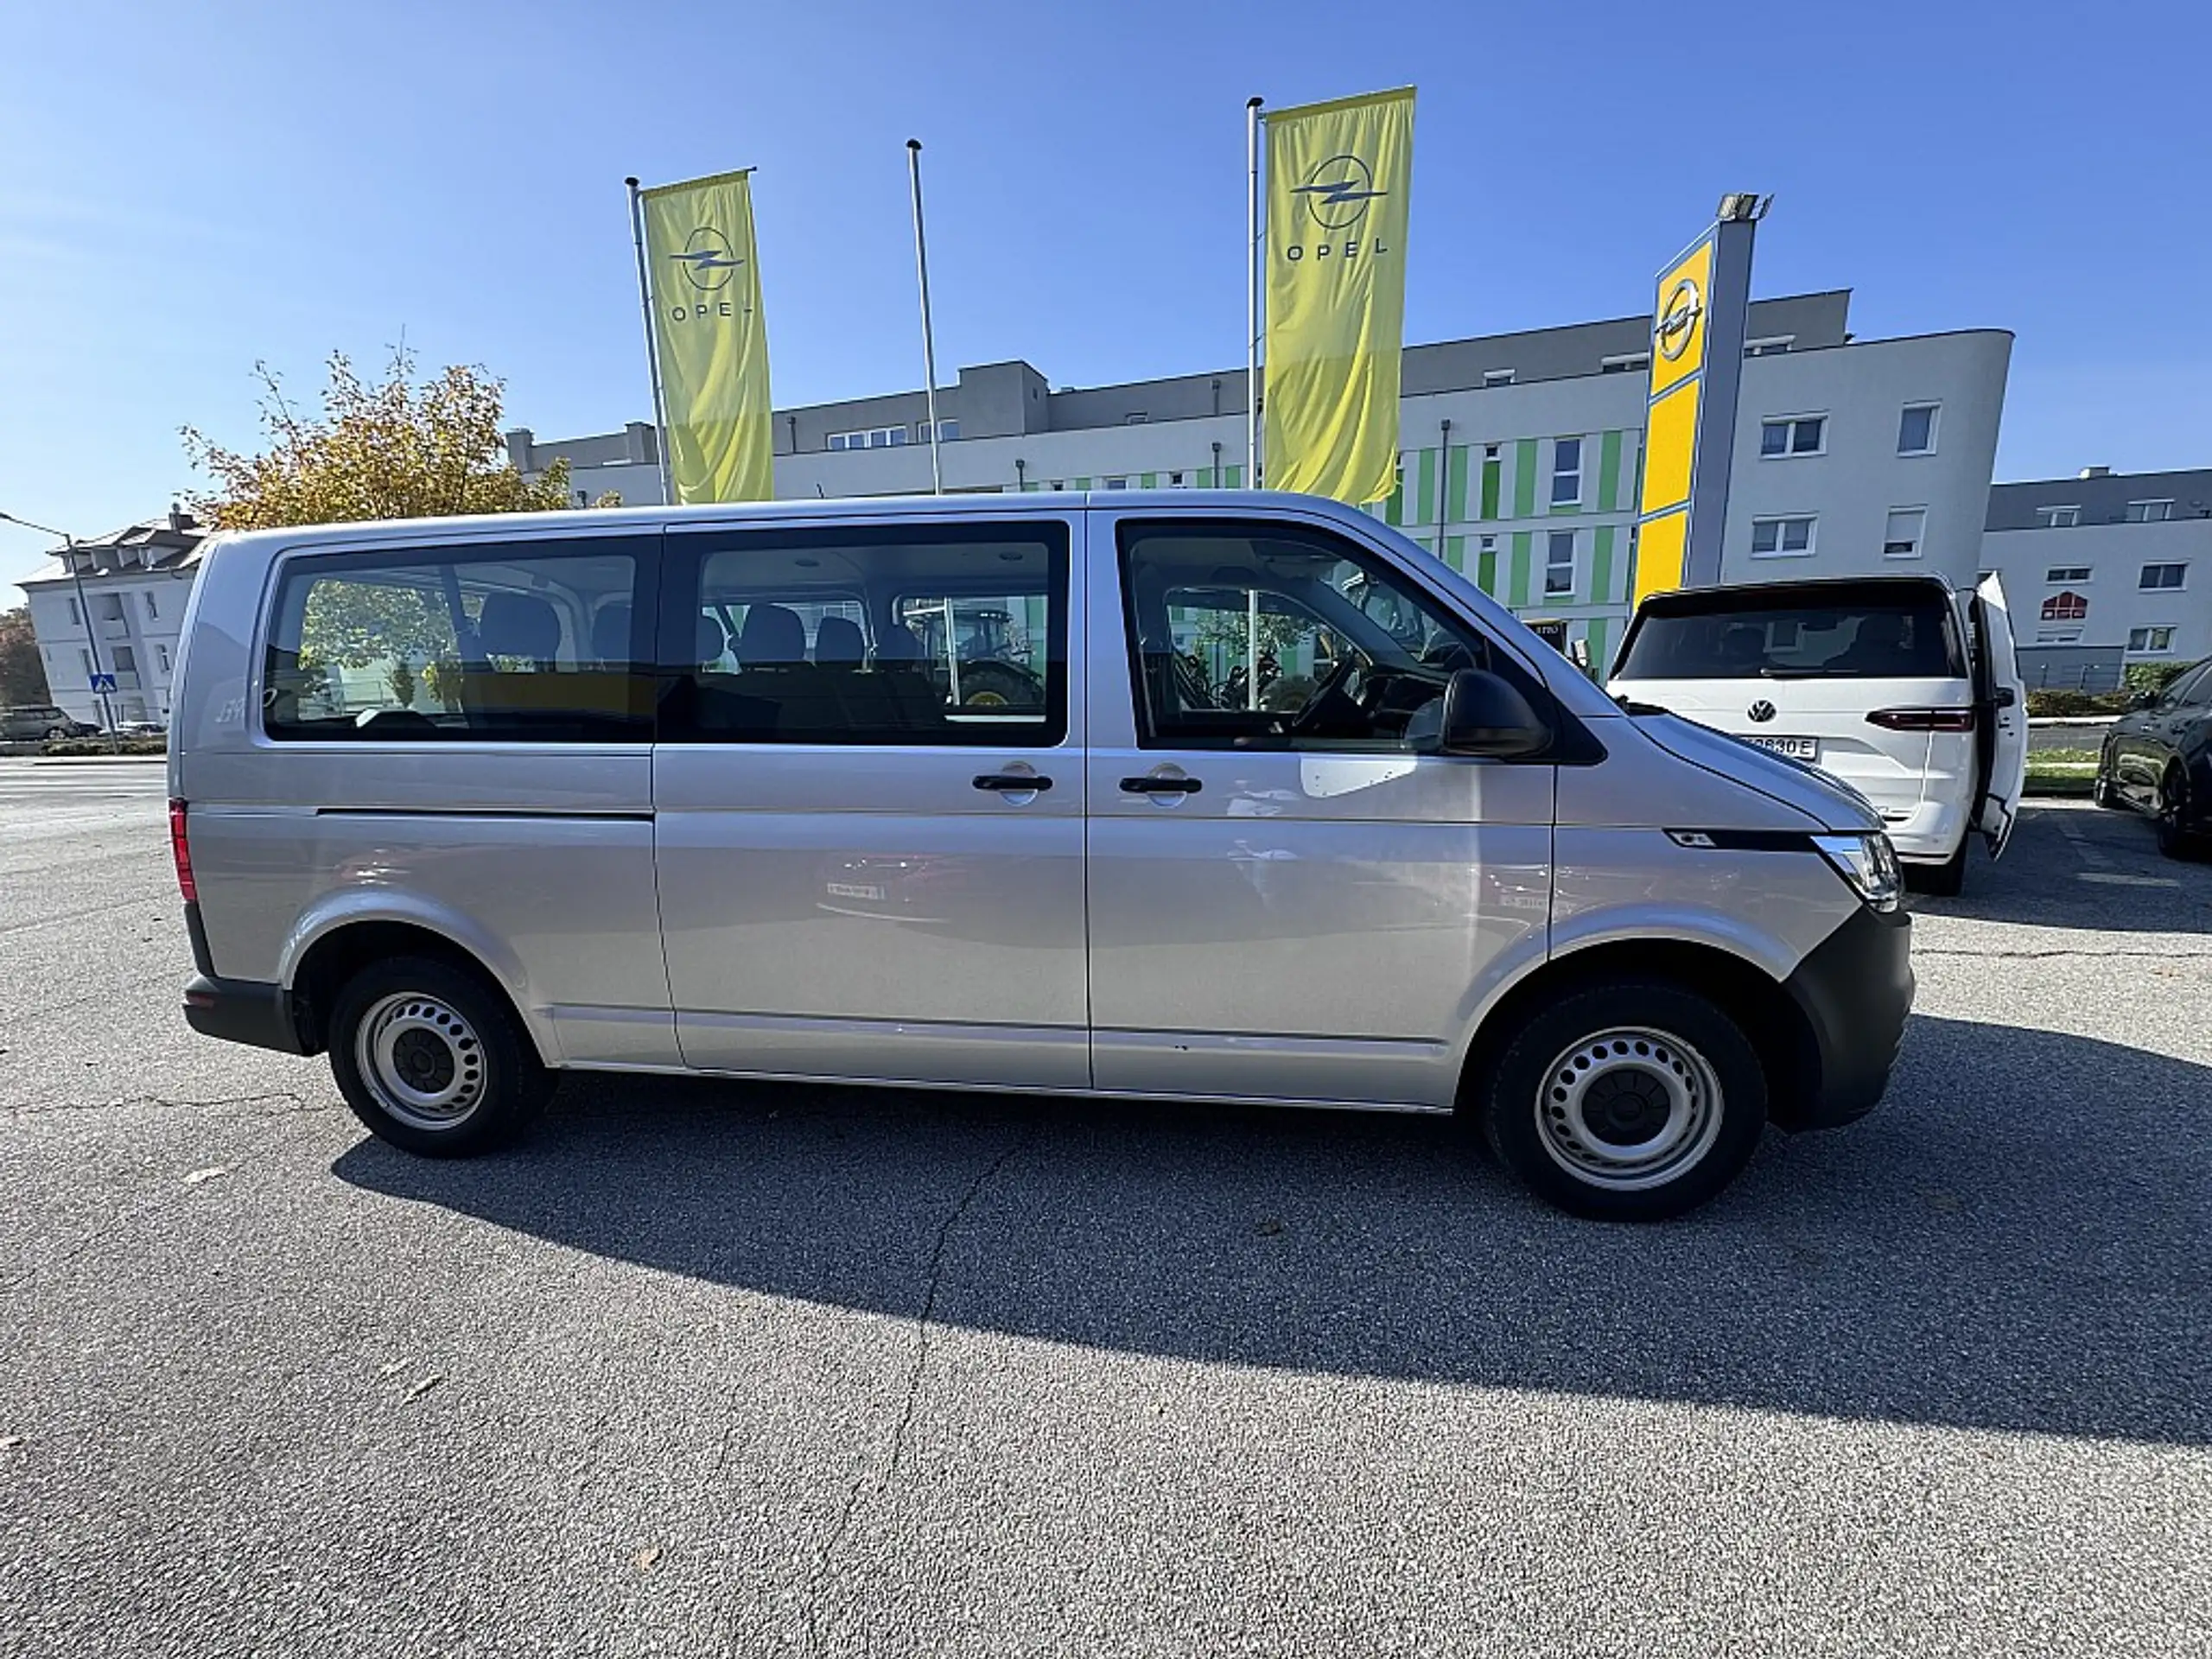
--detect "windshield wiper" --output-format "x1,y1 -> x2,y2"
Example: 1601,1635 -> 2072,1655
1756,666 -> 1825,679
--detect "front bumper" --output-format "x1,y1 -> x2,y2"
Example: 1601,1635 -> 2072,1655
183,975 -> 310,1055
1774,902 -> 1914,1131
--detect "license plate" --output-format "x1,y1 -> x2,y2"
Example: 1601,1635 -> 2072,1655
1744,734 -> 1819,761
824,882 -> 887,901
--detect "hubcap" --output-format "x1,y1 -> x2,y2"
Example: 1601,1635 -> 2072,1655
355,992 -> 487,1131
1535,1027 -> 1726,1192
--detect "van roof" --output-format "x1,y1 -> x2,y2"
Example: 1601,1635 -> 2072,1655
199,488 -> 1350,556
1637,574 -> 1958,615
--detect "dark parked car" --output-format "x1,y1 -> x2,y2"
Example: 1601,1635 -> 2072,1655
1,703 -> 98,741
2095,657 -> 2212,856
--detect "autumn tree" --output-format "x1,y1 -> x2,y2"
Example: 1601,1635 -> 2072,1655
0,607 -> 51,703
183,347 -> 619,690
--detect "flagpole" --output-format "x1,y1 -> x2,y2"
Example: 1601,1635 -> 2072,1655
626,176 -> 677,506
906,139 -> 944,496
1246,96 -> 1263,489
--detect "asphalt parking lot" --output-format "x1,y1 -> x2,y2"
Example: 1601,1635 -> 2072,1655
3,758 -> 2208,1657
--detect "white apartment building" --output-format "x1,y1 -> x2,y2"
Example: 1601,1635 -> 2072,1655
1980,467 -> 2212,689
508,289 -> 2012,672
16,512 -> 206,727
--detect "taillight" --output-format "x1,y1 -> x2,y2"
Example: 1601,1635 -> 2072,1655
168,798 -> 197,904
1867,706 -> 1976,733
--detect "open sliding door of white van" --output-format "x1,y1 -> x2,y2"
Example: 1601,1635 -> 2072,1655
1972,574 -> 2029,859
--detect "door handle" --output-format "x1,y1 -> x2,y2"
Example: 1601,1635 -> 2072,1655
973,772 -> 1053,792
1120,775 -> 1203,795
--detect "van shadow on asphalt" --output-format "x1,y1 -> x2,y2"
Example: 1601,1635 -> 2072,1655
1908,802 -> 2212,933
334,1011 -> 2209,1447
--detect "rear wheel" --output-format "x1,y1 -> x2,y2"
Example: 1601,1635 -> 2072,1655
1477,978 -> 1769,1222
2156,766 -> 2208,861
327,957 -> 550,1155
1904,838 -> 1967,897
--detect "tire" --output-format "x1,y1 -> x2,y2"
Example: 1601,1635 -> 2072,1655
1904,839 -> 1967,897
955,662 -> 1040,711
2156,766 -> 2208,861
327,956 -> 550,1156
1477,977 -> 1769,1222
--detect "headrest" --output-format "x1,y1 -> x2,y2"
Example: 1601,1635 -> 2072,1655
875,622 -> 924,662
696,613 -> 729,665
739,603 -> 808,666
815,615 -> 866,664
479,593 -> 561,664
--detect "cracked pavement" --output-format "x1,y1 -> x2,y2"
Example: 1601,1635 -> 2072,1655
1,760 -> 2208,1657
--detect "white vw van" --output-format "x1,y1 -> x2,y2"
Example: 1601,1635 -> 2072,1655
170,493 -> 1912,1221
1609,575 -> 2028,895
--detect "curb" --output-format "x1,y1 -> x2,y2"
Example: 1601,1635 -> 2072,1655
27,756 -> 168,767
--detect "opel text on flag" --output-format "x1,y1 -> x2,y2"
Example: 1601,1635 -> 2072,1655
1262,87 -> 1414,505
640,169 -> 773,504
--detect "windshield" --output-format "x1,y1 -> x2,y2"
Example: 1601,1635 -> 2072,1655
1617,592 -> 1962,680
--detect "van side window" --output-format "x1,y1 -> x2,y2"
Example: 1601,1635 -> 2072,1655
1117,518 -> 1506,753
262,539 -> 651,741
659,520 -> 1070,746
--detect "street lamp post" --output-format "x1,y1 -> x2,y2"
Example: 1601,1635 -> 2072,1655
0,510 -> 114,732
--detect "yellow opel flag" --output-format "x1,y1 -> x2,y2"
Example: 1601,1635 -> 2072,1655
641,169 -> 773,503
1262,87 -> 1414,505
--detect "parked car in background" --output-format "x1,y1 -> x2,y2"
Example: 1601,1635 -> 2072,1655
2095,656 -> 2212,857
115,721 -> 168,739
1609,575 -> 2027,896
2,704 -> 98,741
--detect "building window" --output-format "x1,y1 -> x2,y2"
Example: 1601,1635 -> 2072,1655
111,645 -> 137,673
68,597 -> 81,626
1744,336 -> 1795,357
1168,471 -> 1185,486
2037,505 -> 2081,529
79,648 -> 94,677
2044,565 -> 2093,583
1544,530 -> 1576,596
1759,416 -> 1826,458
1483,369 -> 1516,388
918,420 -> 961,442
2036,626 -> 2085,645
1897,404 -> 1940,455
1550,437 -> 1583,507
2127,626 -> 2177,655
156,643 -> 172,673
827,426 -> 911,451
2126,499 -> 2175,524
2140,563 -> 2188,590
1479,534 -> 1497,551
1751,516 -> 1816,557
1483,443 -> 1500,460
2041,590 -> 2088,622
1600,353 -> 1649,374
144,590 -> 159,620
99,593 -> 126,621
1883,507 -> 1926,559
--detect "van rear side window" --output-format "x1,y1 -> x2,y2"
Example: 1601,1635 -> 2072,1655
1618,589 -> 1961,680
262,538 -> 652,741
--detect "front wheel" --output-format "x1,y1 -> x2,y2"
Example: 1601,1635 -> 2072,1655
2156,767 -> 2208,861
1477,978 -> 1769,1222
328,957 -> 550,1156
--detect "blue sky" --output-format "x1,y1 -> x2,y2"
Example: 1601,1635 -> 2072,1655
3,0 -> 2205,595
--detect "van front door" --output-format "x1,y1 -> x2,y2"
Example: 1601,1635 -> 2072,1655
1084,512 -> 1554,1109
652,513 -> 1089,1089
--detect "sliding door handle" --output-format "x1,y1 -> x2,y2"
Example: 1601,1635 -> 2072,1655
1120,776 -> 1203,795
973,772 -> 1053,792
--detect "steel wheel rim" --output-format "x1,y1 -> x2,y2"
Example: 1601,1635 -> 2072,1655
1535,1026 -> 1726,1192
355,991 -> 487,1131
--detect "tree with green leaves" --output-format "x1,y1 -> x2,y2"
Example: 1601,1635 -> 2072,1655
0,606 -> 50,704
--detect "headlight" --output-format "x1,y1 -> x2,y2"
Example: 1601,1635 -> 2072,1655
1812,832 -> 1903,913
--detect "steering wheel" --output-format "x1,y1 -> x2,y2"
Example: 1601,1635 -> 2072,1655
1286,653 -> 1362,735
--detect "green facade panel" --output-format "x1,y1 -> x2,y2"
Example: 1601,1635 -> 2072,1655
1414,448 -> 1438,527
1140,472 -> 1157,488
1512,442 -> 1537,518
1446,447 -> 1471,524
1479,457 -> 1501,521
1445,534 -> 1465,574
1591,524 -> 1616,604
1509,531 -> 1532,607
1597,429 -> 1622,513
1477,543 -> 1498,594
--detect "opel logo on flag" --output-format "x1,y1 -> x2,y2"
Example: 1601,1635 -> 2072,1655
1656,276 -> 1704,360
1293,155 -> 1386,231
1747,699 -> 1777,723
671,226 -> 742,292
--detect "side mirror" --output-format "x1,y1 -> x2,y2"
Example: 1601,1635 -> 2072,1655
1432,669 -> 1552,759
2129,688 -> 2159,710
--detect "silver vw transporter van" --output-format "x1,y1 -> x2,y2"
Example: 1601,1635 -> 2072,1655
170,492 -> 1911,1221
